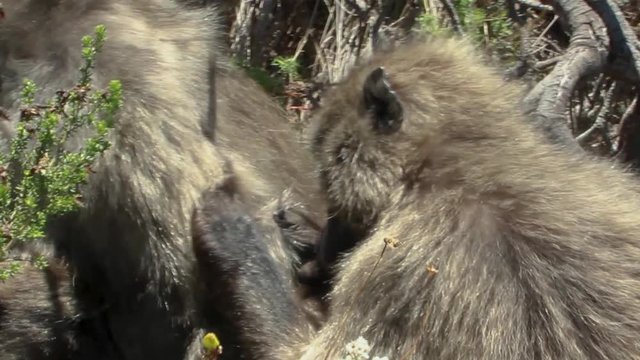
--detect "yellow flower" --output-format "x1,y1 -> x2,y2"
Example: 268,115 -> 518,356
202,332 -> 221,352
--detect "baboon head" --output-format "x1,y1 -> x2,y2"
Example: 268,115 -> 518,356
307,38 -> 524,269
309,39 -> 520,220
308,66 -> 406,227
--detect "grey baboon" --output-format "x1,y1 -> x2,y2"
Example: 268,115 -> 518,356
187,174 -> 319,360
303,37 -> 640,359
0,1 -> 324,359
193,37 -> 640,359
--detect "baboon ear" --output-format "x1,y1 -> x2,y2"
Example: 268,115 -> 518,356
362,67 -> 404,134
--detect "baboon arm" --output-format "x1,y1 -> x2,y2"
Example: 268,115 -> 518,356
191,182 -> 312,358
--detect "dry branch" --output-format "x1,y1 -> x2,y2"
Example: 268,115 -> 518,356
314,1 -> 420,83
584,0 -> 640,83
439,0 -> 464,35
522,0 -> 610,152
576,82 -> 616,144
230,0 -> 278,67
522,0 -> 640,157
616,93 -> 640,167
516,0 -> 553,12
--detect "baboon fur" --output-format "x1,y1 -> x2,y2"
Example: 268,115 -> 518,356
0,250 -> 118,360
299,37 -> 640,359
0,1 -> 324,358
190,37 -> 640,359
186,175 -> 321,360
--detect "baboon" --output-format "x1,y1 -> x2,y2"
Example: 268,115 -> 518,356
0,1 -> 324,359
193,37 -> 640,359
275,198 -> 330,315
187,174 -> 319,360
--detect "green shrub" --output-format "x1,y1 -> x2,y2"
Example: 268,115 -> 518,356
0,25 -> 121,280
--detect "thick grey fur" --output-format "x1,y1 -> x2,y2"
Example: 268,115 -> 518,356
0,1 -> 324,359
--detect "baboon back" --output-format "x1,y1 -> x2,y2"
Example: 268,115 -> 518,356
298,37 -> 640,359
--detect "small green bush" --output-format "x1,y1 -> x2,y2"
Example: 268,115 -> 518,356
272,56 -> 301,82
0,25 -> 121,280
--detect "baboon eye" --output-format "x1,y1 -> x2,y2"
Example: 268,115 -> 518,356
362,67 -> 404,135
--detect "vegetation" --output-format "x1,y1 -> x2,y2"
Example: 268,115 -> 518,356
0,25 -> 120,280
227,0 -> 640,162
272,55 -> 302,82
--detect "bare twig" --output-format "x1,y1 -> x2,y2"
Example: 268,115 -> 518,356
615,94 -> 640,162
586,74 -> 606,109
576,82 -> 616,144
293,0 -> 322,60
528,15 -> 558,52
516,0 -> 553,12
533,56 -> 562,70
439,0 -> 464,35
314,0 -> 421,83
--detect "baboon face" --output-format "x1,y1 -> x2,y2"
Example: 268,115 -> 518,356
308,67 -> 407,226
306,65 -> 415,272
309,40 -> 518,223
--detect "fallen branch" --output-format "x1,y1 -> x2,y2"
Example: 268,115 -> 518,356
576,82 -> 616,144
516,0 -> 553,12
522,0 -> 610,152
615,93 -> 640,167
520,0 -> 640,157
584,0 -> 640,83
